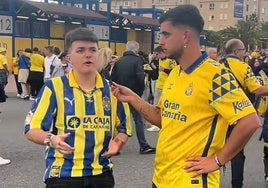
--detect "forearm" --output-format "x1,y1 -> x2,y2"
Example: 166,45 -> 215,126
130,95 -> 161,127
217,114 -> 260,165
25,129 -> 48,145
255,86 -> 268,96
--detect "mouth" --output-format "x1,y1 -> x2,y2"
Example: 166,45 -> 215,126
84,61 -> 93,65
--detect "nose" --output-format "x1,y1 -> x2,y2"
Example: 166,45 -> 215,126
159,36 -> 165,47
85,50 -> 92,58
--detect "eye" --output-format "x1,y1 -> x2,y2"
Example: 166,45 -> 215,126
159,32 -> 170,39
91,48 -> 98,53
77,49 -> 84,53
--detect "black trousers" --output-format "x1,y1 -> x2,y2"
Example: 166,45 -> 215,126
27,71 -> 44,97
46,171 -> 114,188
227,126 -> 245,188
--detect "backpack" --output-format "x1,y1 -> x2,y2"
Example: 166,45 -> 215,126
222,58 -> 256,105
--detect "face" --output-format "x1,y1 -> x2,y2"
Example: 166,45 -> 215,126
66,41 -> 99,74
159,21 -> 186,60
244,56 -> 249,62
208,50 -> 218,61
43,48 -> 52,57
254,59 -> 260,67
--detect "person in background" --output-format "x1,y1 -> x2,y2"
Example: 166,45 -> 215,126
223,38 -> 268,188
146,46 -> 165,132
207,47 -> 218,61
18,48 -> 31,100
59,51 -> 71,75
43,46 -> 62,82
249,58 -> 263,76
243,55 -> 250,65
154,54 -> 176,106
11,50 -> 23,98
24,27 -> 132,188
0,47 -> 9,100
111,5 -> 260,188
98,47 -> 113,78
54,47 -> 61,58
111,41 -> 156,154
23,47 -> 44,100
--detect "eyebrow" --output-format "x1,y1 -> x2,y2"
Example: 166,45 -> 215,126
159,31 -> 170,35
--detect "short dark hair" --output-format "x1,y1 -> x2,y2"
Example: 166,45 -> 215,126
65,27 -> 98,51
159,4 -> 204,34
44,46 -> 54,53
32,47 -> 39,52
54,47 -> 61,55
25,48 -> 32,53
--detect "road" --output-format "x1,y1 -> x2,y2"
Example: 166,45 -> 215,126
0,93 -> 265,188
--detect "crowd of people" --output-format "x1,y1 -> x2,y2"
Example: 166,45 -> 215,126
1,3 -> 268,188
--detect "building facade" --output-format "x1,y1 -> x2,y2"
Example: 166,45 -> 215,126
111,0 -> 268,31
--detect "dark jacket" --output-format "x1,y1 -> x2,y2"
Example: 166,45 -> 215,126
111,51 -> 145,96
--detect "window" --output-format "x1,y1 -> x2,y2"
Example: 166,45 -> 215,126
209,3 -> 215,10
225,3 -> 228,8
32,21 -> 48,38
220,14 -> 223,20
0,0 -> 9,11
209,15 -> 215,21
123,1 -> 129,6
133,1 -> 137,6
200,4 -> 202,8
262,8 -> 265,14
220,3 -> 223,9
224,14 -> 228,20
246,4 -> 249,11
15,20 -> 30,37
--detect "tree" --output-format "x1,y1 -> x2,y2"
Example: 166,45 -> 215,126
202,30 -> 223,49
219,13 -> 263,50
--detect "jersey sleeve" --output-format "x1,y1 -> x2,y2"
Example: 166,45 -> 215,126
234,63 -> 261,93
24,81 -> 57,134
2,56 -> 7,66
209,68 -> 256,125
115,101 -> 132,136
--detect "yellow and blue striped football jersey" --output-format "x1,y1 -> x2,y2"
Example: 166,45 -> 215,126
24,70 -> 132,181
153,53 -> 256,188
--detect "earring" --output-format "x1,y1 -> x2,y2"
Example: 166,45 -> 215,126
184,45 -> 187,48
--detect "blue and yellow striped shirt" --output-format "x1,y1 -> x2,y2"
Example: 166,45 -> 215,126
25,70 -> 132,181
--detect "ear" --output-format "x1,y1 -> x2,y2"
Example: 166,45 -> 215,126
65,55 -> 72,65
183,30 -> 191,45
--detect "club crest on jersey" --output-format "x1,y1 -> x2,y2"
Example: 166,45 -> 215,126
103,96 -> 111,111
185,82 -> 194,96
67,116 -> 81,129
50,166 -> 61,178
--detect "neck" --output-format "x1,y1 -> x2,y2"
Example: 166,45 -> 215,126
178,45 -> 202,71
73,70 -> 97,90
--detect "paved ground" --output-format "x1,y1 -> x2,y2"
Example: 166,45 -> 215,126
0,80 -> 265,188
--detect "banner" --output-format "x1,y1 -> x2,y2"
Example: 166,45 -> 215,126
234,0 -> 244,18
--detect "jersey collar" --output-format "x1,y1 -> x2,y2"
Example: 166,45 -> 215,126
184,52 -> 208,74
68,70 -> 104,89
226,55 -> 241,61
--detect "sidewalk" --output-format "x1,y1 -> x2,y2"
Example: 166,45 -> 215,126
5,75 -> 16,93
